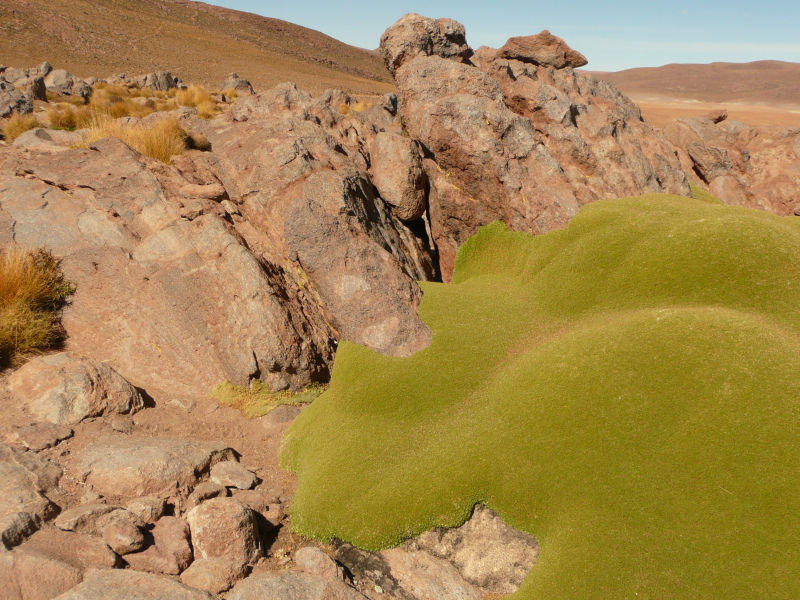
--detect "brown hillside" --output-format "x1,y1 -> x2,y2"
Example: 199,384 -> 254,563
592,61 -> 800,105
0,0 -> 395,96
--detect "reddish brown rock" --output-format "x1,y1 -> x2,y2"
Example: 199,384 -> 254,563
97,509 -> 145,555
125,497 -> 166,525
53,569 -> 216,600
180,557 -> 248,594
7,353 -> 144,425
54,503 -> 118,536
380,13 -> 473,75
227,571 -> 367,600
294,547 -> 343,580
210,461 -> 257,490
381,548 -> 483,600
186,498 -> 261,566
498,30 -> 589,69
187,481 -> 228,510
369,132 -> 428,221
7,424 -> 74,451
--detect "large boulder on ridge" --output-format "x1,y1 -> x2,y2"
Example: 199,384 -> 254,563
498,30 -> 589,69
380,13 -> 473,75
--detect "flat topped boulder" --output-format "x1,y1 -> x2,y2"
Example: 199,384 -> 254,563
380,13 -> 473,75
71,437 -> 235,500
498,30 -> 588,69
53,569 -> 216,600
7,353 -> 144,425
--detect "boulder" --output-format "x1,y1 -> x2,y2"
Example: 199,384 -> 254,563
2,68 -> 28,85
180,557 -> 248,594
186,498 -> 261,566
187,481 -> 228,510
44,69 -> 91,99
705,108 -> 729,124
15,76 -> 47,101
125,516 -> 193,575
222,73 -> 255,95
140,71 -> 181,91
7,423 -> 74,451
12,128 -> 88,151
411,505 -> 539,594
209,460 -> 257,490
380,13 -> 473,75
97,509 -> 145,555
125,496 -> 166,525
0,444 -> 61,549
52,569 -> 216,600
7,353 -> 144,425
71,437 -> 235,500
227,571 -> 368,600
498,30 -> 589,69
0,85 -> 33,117
369,132 -> 428,221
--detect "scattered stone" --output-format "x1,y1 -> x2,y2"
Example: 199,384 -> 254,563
15,75 -> 47,101
109,416 -> 134,434
125,516 -> 193,575
138,71 -> 182,91
7,353 -> 144,425
44,69 -> 91,98
0,85 -> 33,117
705,108 -> 729,124
187,481 -> 228,509
227,571 -> 368,600
54,503 -> 117,535
498,30 -> 589,68
54,568 -> 216,600
7,423 -> 73,451
180,556 -> 249,594
12,127 -> 85,151
294,546 -> 343,580
186,498 -> 261,566
125,496 -> 166,525
71,437 -> 235,499
210,460 -> 258,490
97,509 -> 145,555
0,443 -> 61,549
260,404 -> 301,431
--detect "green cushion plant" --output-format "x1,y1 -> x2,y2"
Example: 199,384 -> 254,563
281,193 -> 800,599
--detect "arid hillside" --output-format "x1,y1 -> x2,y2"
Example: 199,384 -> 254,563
0,0 -> 395,96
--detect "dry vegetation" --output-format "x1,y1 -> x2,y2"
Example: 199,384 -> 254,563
1,113 -> 40,141
0,247 -> 74,368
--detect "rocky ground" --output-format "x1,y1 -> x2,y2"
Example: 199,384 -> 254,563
1,12 -> 799,600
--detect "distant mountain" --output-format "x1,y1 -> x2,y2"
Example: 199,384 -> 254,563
0,0 -> 394,95
591,61 -> 800,105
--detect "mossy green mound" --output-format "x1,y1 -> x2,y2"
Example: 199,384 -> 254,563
280,194 -> 800,599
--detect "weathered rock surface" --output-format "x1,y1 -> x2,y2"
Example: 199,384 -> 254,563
97,509 -> 145,555
187,481 -> 228,510
44,69 -> 91,99
53,569 -> 216,600
54,503 -> 117,535
381,548 -> 483,600
125,516 -> 193,575
410,505 -> 539,594
662,116 -> 800,215
125,496 -> 166,525
186,498 -> 261,566
7,353 -> 144,425
0,444 -> 61,549
12,128 -> 85,151
0,83 -> 33,117
498,30 -> 589,69
222,73 -> 255,95
369,132 -> 428,221
70,437 -> 234,500
227,571 -> 368,600
210,460 -> 257,490
294,546 -> 343,580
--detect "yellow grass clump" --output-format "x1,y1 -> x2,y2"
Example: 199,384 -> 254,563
0,248 -> 74,368
47,104 -> 92,131
78,115 -> 189,163
176,85 -> 220,119
1,114 -> 41,142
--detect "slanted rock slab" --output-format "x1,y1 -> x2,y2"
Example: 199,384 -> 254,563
381,548 -> 483,600
52,568 -> 216,600
125,516 -> 193,575
71,437 -> 235,499
186,498 -> 261,566
7,424 -> 74,451
210,461 -> 257,490
7,353 -> 144,425
180,557 -> 248,594
227,571 -> 368,600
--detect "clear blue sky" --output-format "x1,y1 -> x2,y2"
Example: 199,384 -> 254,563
202,0 -> 799,71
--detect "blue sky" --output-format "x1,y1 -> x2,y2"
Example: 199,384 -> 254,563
202,0 -> 799,71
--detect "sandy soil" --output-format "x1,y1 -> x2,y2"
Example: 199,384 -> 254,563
631,97 -> 800,128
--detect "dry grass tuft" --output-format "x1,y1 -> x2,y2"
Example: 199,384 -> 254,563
176,85 -> 220,120
0,247 -> 74,368
338,103 -> 351,115
78,114 -> 189,162
47,104 -> 93,131
1,114 -> 41,142
210,380 -> 326,419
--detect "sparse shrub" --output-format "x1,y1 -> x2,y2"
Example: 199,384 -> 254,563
175,84 -> 212,108
338,103 -> 351,115
0,247 -> 74,368
47,104 -> 92,130
352,101 -> 366,113
185,131 -> 211,151
78,114 -> 189,162
1,114 -> 40,141
209,380 -> 325,419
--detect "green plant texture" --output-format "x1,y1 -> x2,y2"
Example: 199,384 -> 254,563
210,380 -> 324,419
281,193 -> 800,599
